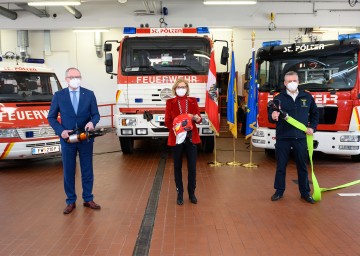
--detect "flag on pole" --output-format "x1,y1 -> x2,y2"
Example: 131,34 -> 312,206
245,47 -> 258,140
227,51 -> 238,138
205,49 -> 220,135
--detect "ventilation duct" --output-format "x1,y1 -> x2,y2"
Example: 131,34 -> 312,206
17,30 -> 29,59
0,6 -> 17,20
64,6 -> 82,19
94,32 -> 103,58
15,3 -> 49,17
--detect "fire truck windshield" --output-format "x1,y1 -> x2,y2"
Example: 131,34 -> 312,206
0,72 -> 62,102
257,43 -> 358,92
121,37 -> 211,75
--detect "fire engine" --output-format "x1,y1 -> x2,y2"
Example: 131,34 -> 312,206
104,27 -> 227,154
249,33 -> 360,160
0,55 -> 62,159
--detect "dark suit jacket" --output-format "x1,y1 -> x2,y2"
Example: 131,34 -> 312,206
47,87 -> 100,139
165,96 -> 202,146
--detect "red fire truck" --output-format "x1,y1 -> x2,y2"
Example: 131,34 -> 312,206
250,33 -> 360,160
104,27 -> 227,154
0,55 -> 62,159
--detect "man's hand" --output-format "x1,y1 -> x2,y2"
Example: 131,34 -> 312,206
306,128 -> 314,135
61,130 -> 72,139
272,111 -> 280,121
84,122 -> 94,131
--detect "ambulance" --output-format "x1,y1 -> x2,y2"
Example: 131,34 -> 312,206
248,33 -> 360,160
0,56 -> 62,159
104,27 -> 227,154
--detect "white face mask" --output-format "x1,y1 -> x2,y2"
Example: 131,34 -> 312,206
176,88 -> 187,97
287,81 -> 298,92
69,78 -> 81,89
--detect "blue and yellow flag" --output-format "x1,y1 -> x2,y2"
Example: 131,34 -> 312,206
245,48 -> 258,140
227,51 -> 238,138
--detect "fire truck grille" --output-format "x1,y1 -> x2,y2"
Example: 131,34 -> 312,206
17,127 -> 57,140
26,141 -> 61,148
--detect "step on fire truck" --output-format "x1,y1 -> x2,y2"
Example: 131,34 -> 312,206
104,27 -> 227,154
248,33 -> 360,160
0,54 -> 62,159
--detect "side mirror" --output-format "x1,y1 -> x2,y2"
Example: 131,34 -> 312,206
104,43 -> 112,52
105,53 -> 113,73
220,46 -> 229,66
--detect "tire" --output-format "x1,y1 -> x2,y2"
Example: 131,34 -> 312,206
351,154 -> 360,162
265,149 -> 275,156
201,136 -> 214,153
119,137 -> 134,154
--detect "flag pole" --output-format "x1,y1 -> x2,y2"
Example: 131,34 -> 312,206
243,30 -> 258,168
226,137 -> 242,166
208,135 -> 224,167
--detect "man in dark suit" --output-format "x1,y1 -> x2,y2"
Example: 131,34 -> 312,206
48,67 -> 101,214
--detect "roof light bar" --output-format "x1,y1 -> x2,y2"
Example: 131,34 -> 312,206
338,33 -> 360,41
262,40 -> 282,47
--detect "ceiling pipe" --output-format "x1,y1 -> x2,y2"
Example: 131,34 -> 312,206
15,3 -> 49,18
17,30 -> 29,59
94,32 -> 103,58
64,6 -> 82,19
0,6 -> 17,20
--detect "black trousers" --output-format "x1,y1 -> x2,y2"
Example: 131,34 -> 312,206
172,139 -> 197,195
274,138 -> 310,196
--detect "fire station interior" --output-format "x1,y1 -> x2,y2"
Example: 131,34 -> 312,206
1,0 -> 360,255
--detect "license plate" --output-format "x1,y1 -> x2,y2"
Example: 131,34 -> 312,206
31,146 -> 60,155
155,115 -> 165,122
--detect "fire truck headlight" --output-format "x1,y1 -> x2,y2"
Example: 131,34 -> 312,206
201,117 -> 209,125
121,118 -> 137,126
340,135 -> 360,142
253,130 -> 265,137
0,129 -> 20,138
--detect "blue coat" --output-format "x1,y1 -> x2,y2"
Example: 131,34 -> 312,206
268,90 -> 319,140
47,87 -> 100,139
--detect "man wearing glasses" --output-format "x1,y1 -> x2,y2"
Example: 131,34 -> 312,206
48,67 -> 101,214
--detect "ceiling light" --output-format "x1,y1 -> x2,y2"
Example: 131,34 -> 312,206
28,1 -> 81,6
73,29 -> 110,33
118,0 -> 128,3
313,27 -> 357,32
204,0 -> 257,5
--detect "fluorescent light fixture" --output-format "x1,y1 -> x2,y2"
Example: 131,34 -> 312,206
204,0 -> 257,5
28,1 -> 81,6
209,28 -> 233,32
73,29 -> 110,33
313,27 -> 357,32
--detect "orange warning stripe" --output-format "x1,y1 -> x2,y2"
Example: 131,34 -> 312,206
1,143 -> 14,159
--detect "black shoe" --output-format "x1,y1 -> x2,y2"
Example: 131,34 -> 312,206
189,194 -> 197,204
301,194 -> 315,204
177,193 -> 184,205
271,193 -> 283,201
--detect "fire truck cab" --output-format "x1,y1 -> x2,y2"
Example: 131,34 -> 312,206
104,27 -> 225,154
249,33 -> 360,160
0,56 -> 62,159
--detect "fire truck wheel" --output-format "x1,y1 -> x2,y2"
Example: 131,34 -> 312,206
201,136 -> 214,153
351,154 -> 360,162
119,137 -> 134,154
265,149 -> 275,156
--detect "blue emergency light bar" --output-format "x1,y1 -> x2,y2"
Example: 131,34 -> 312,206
24,58 -> 45,64
124,27 -> 136,34
197,27 -> 210,34
262,40 -> 282,47
338,33 -> 360,41
135,98 -> 143,103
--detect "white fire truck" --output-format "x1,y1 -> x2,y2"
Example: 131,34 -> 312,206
0,55 -> 62,159
249,33 -> 360,160
104,27 -> 227,154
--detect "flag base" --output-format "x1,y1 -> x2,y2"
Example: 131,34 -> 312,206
208,161 -> 224,167
242,162 -> 259,168
226,161 -> 242,166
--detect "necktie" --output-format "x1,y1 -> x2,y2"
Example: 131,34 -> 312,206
71,91 -> 78,114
